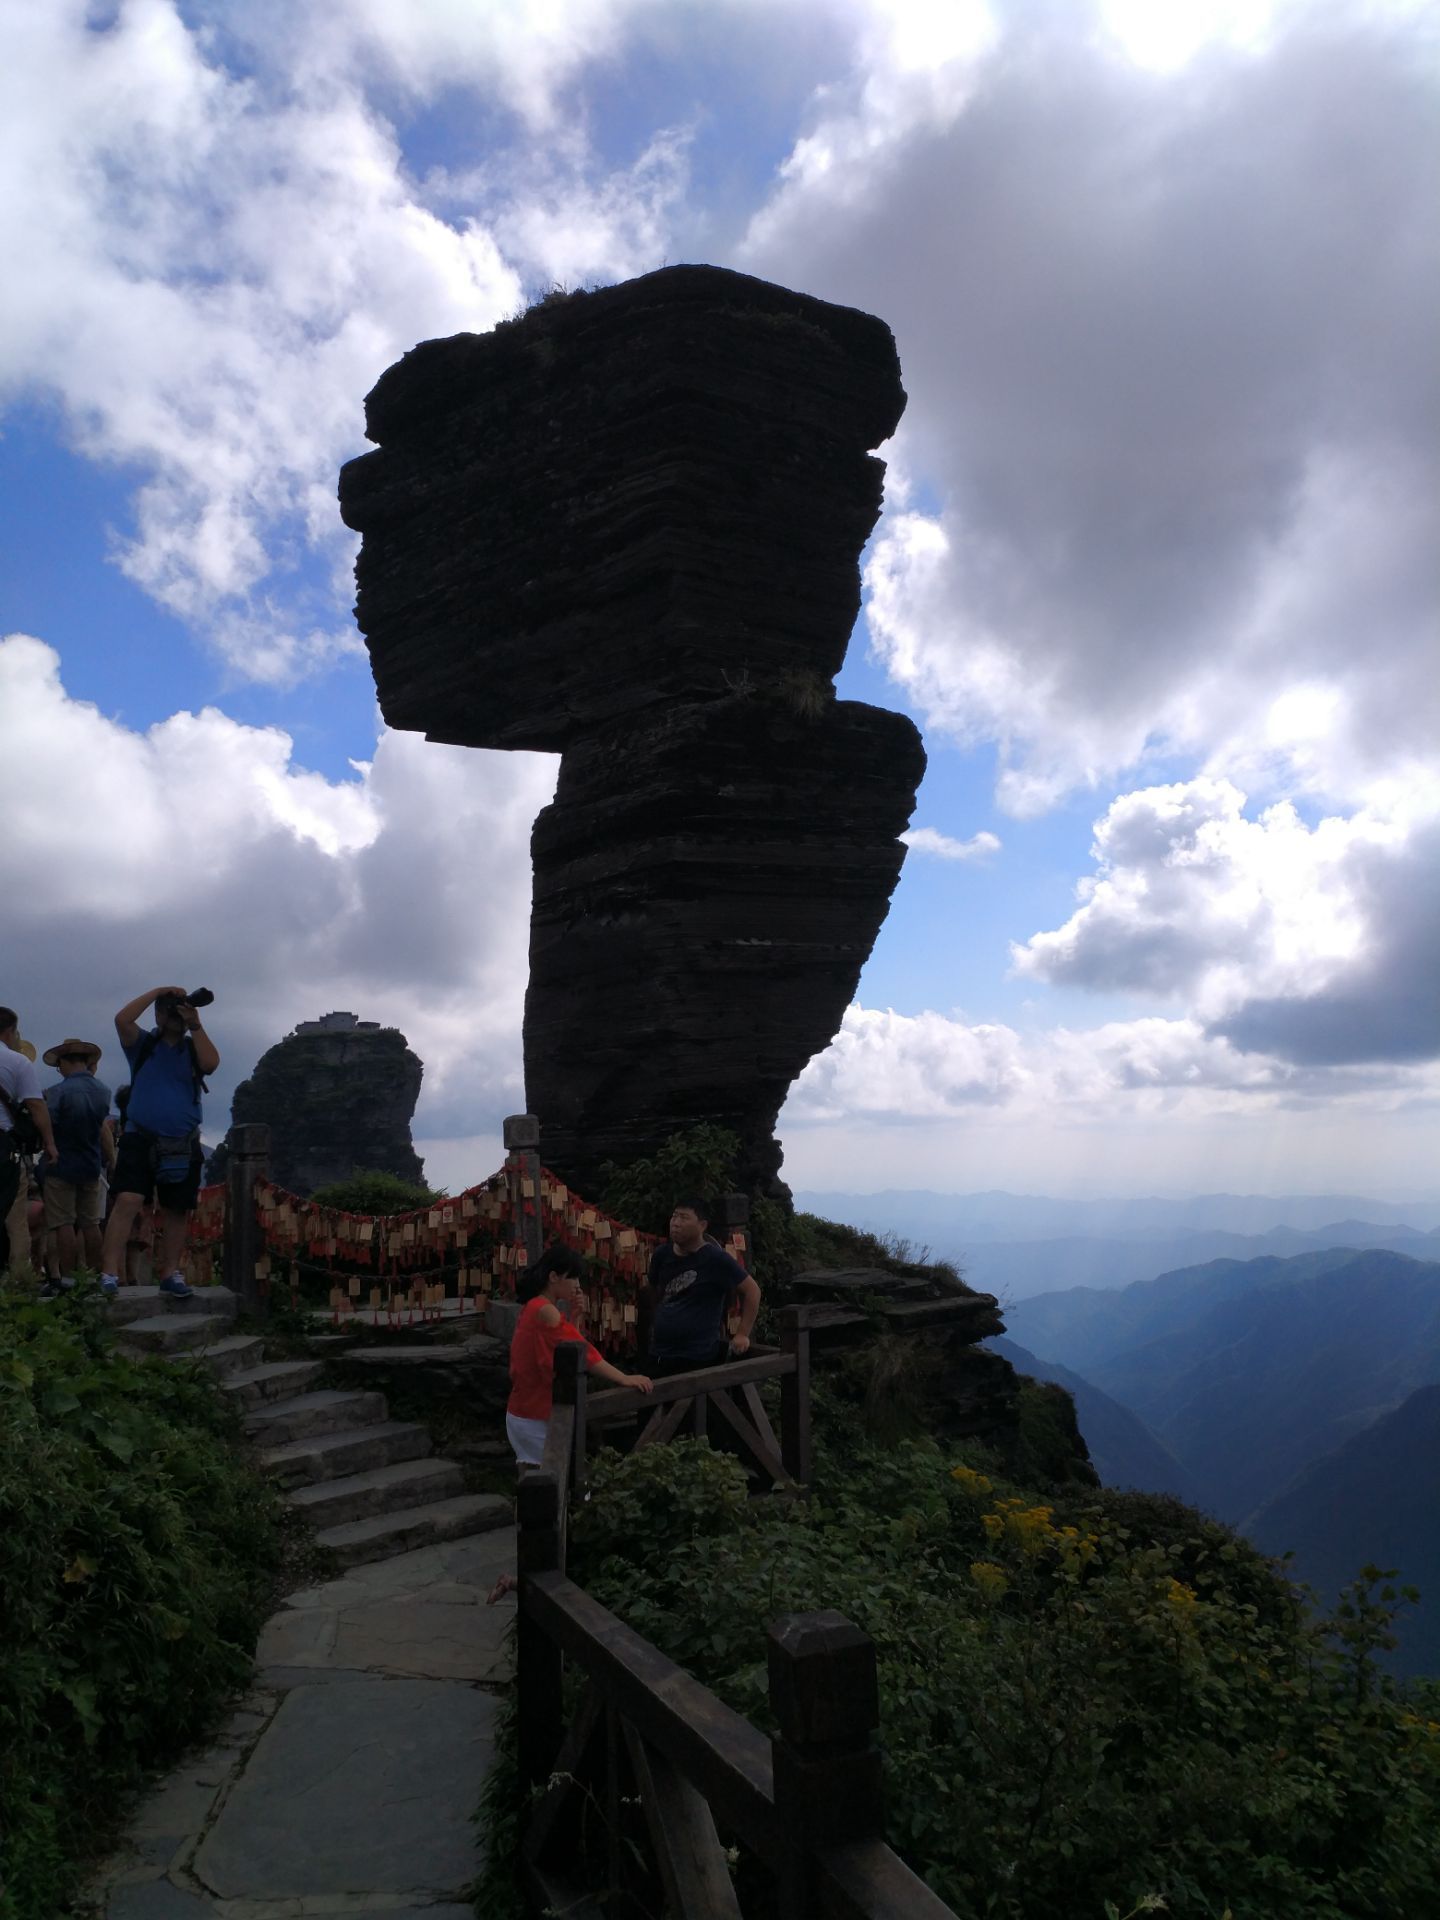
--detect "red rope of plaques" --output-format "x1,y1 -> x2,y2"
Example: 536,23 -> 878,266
235,1163 -> 751,1355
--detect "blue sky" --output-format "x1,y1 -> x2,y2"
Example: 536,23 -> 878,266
2,0 -> 1436,1197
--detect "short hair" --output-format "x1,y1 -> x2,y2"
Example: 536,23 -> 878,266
0,1008 -> 17,1035
670,1196 -> 711,1223
517,1242 -> 588,1302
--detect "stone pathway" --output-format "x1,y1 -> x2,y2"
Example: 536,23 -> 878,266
89,1526 -> 516,1917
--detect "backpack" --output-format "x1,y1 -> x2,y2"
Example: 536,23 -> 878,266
0,1078 -> 44,1156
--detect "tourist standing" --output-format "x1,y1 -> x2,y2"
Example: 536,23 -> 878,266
40,1038 -> 113,1291
100,986 -> 219,1300
506,1245 -> 653,1466
0,1007 -> 57,1274
643,1197 -> 760,1374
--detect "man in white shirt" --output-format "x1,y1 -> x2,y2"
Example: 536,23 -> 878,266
1,1006 -> 58,1274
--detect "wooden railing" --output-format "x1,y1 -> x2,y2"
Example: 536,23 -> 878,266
561,1303 -> 816,1494
514,1342 -> 959,1919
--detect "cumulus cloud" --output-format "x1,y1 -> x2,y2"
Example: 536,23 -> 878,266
0,1 -> 697,681
786,998 -> 1438,1138
0,633 -> 555,1141
1011,775 -> 1440,1065
900,825 -> 1000,862
741,2 -> 1440,813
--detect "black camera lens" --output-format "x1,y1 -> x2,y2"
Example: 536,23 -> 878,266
185,988 -> 215,1009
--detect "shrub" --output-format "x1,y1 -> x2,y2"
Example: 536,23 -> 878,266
566,1436 -> 1440,1919
597,1126 -> 741,1236
308,1167 -> 442,1214
0,1289 -> 281,1918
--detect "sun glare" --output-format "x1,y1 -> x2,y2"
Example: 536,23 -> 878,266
1101,0 -> 1275,70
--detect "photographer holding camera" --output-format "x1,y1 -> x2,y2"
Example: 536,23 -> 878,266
99,985 -> 219,1299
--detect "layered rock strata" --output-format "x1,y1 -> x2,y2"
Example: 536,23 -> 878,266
339,264 -> 924,1196
227,1016 -> 425,1196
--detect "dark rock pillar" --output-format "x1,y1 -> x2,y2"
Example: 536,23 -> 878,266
340,265 -> 925,1199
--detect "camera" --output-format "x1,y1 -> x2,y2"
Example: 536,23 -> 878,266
157,987 -> 215,1016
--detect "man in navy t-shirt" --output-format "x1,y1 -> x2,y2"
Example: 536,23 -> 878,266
644,1197 -> 760,1373
99,984 -> 220,1300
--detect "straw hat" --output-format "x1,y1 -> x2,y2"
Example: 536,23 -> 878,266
15,1036 -> 36,1061
43,1037 -> 103,1069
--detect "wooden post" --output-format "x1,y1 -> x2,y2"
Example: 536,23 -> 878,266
517,1467 -> 565,1791
503,1112 -> 544,1274
767,1612 -> 883,1918
719,1190 -> 751,1268
553,1340 -> 587,1495
223,1123 -> 270,1321
776,1305 -> 813,1487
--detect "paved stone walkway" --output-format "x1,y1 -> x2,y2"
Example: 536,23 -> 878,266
90,1526 -> 516,1919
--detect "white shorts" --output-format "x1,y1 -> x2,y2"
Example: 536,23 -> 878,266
506,1411 -> 549,1466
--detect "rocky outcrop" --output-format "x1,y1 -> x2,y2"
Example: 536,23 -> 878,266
226,1015 -> 425,1195
339,264 -> 925,1196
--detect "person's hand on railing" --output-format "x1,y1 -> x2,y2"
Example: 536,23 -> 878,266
630,1373 -> 654,1393
728,1333 -> 751,1356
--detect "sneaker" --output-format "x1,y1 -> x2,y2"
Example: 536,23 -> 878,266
39,1283 -> 62,1300
100,1275 -> 120,1297
157,1273 -> 193,1300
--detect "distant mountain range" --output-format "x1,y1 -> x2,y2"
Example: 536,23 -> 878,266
996,1246 -> 1440,1675
987,1335 -> 1200,1504
1248,1385 -> 1440,1680
795,1189 -> 1440,1301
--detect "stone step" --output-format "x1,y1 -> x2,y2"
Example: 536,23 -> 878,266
259,1421 -> 433,1491
315,1490 -> 513,1569
221,1359 -> 326,1409
116,1312 -> 235,1355
244,1389 -> 389,1446
289,1456 -> 465,1530
187,1333 -> 267,1379
104,1284 -> 240,1327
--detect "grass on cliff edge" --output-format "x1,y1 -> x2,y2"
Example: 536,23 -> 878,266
0,1283 -> 283,1920
478,1399 -> 1440,1920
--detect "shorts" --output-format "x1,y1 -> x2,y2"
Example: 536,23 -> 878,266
43,1177 -> 104,1230
506,1411 -> 549,1466
111,1131 -> 202,1214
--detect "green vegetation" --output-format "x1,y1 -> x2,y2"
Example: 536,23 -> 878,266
308,1167 -> 442,1214
598,1124 -> 742,1237
560,1411 -> 1439,1919
0,1289 -> 282,1919
597,1123 -> 962,1293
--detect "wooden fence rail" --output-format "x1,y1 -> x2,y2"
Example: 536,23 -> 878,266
515,1343 -> 959,1920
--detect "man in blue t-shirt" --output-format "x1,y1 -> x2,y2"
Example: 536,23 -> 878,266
644,1197 -> 761,1373
99,985 -> 220,1300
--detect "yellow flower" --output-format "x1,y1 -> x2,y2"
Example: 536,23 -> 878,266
950,1464 -> 993,1498
970,1560 -> 1010,1603
1166,1578 -> 1199,1617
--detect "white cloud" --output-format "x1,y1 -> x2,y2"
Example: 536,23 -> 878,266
901,825 -> 1000,862
786,998 -> 1439,1137
0,1 -> 692,682
1011,774 -> 1440,1065
0,633 -> 555,1140
740,2 -> 1440,814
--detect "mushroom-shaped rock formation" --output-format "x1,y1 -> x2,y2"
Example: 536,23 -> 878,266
340,264 -> 925,1198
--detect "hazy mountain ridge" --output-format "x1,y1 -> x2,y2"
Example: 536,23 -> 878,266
1249,1385 -> 1440,1680
796,1188 -> 1440,1244
987,1336 -> 1201,1503
795,1189 -> 1440,1301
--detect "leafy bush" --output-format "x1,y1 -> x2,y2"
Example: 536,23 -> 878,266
598,1125 -> 741,1236
0,1289 -> 281,1918
567,1436 -> 1440,1919
308,1167 -> 442,1213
